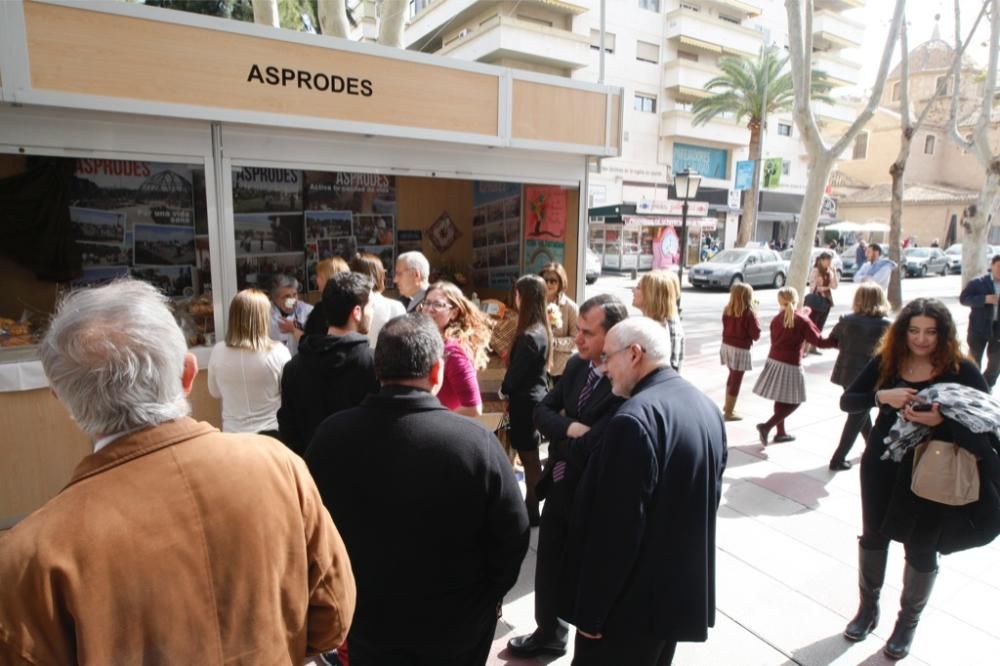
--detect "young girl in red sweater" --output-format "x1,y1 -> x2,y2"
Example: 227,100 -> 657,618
752,286 -> 834,445
720,283 -> 761,421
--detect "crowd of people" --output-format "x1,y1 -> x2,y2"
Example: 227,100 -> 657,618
2,244 -> 1000,666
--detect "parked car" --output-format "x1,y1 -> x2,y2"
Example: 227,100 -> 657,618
945,243 -> 962,274
689,248 -> 787,289
780,247 -> 843,282
902,247 -> 948,277
840,243 -> 861,280
585,247 -> 601,284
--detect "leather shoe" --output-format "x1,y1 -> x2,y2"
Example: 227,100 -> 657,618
507,632 -> 567,657
829,459 -> 852,471
773,434 -> 796,443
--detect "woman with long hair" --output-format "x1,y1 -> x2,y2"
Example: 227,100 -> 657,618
304,256 -> 351,337
539,262 -> 578,379
501,274 -> 552,525
827,284 -> 891,470
805,251 -> 839,355
632,270 -> 685,371
350,252 -> 405,348
720,282 -> 761,421
208,289 -> 291,436
839,299 -> 993,659
753,287 -> 834,445
419,281 -> 493,417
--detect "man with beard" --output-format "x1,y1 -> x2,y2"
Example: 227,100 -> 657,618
279,272 -> 379,455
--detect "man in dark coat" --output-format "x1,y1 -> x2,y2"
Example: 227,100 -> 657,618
959,254 -> 1000,388
305,313 -> 530,666
507,294 -> 628,658
278,272 -> 379,454
561,317 -> 727,665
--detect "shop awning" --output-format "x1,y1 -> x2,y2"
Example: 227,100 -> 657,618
678,36 -> 723,54
621,215 -> 717,230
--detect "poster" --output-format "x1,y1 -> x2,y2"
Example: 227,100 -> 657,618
524,239 -> 565,275
71,160 -> 196,228
652,226 -> 680,268
524,186 -> 567,240
763,158 -> 783,189
734,160 -> 754,191
134,224 -> 196,265
232,167 -> 302,213
473,180 -> 523,290
234,213 -> 305,256
397,230 -> 423,254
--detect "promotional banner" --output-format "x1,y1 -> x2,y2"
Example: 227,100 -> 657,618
652,226 -> 680,269
673,143 -> 728,180
734,160 -> 754,190
763,158 -> 783,189
524,186 -> 567,275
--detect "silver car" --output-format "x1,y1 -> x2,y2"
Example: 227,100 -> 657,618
689,248 -> 787,289
903,247 -> 948,277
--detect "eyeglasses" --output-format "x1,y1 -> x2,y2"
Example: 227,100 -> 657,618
419,300 -> 453,312
599,346 -> 636,364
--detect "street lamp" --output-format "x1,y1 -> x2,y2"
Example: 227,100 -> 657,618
674,168 -> 702,290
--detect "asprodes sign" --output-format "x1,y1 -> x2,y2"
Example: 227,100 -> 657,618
247,64 -> 373,97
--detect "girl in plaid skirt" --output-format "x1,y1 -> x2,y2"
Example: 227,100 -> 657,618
720,283 -> 761,421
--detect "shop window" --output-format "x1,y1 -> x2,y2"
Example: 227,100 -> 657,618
636,40 -> 660,64
634,93 -> 657,113
590,29 -> 616,53
924,134 -> 936,155
638,0 -> 660,11
852,132 -> 869,160
777,122 -> 792,137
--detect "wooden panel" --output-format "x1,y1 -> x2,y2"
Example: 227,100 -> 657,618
0,370 -> 220,521
512,80 -> 606,146
396,176 -> 474,276
24,1 -> 499,136
609,93 -> 622,151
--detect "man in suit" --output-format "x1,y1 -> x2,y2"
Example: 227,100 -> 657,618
562,317 -> 727,665
394,250 -> 431,312
959,254 -> 1000,388
305,313 -> 529,665
506,294 -> 629,658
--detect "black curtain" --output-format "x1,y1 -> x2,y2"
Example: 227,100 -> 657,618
0,157 -> 80,282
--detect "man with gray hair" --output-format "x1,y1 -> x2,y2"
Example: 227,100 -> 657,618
305,313 -> 529,665
560,317 -> 726,665
0,280 -> 355,664
269,273 -> 313,355
394,250 -> 431,312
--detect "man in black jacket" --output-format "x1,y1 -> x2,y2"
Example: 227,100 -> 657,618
959,254 -> 1000,388
562,317 -> 727,665
278,272 -> 379,454
305,313 -> 529,665
507,294 -> 628,659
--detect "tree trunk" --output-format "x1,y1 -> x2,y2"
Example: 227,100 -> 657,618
318,0 -> 351,38
788,155 -> 834,295
961,169 -> 1000,286
737,125 -> 762,248
251,0 -> 279,27
377,0 -> 408,47
887,158 -> 907,311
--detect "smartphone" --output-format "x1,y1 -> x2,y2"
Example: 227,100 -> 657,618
910,403 -> 933,412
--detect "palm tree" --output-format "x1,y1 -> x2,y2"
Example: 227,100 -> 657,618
692,47 -> 832,248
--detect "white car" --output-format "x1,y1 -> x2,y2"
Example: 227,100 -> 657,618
585,247 -> 601,284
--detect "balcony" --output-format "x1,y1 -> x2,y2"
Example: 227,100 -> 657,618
665,8 -> 763,59
660,109 -> 749,146
814,100 -> 858,126
815,0 -> 865,10
813,10 -> 864,50
437,15 -> 590,71
663,60 -> 719,100
813,52 -> 862,87
703,0 -> 763,17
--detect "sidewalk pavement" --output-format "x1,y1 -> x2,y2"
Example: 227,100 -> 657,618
488,338 -> 1000,665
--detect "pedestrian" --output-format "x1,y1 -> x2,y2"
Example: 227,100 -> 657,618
208,288 -> 291,435
561,317 -> 727,665
500,274 -> 552,526
855,239 -> 867,269
804,251 -> 839,355
541,261 -> 579,380
506,294 -> 628,659
720,282 -> 761,421
930,238 -> 940,248
826,284 -> 891,470
0,280 -> 355,663
305,313 -> 529,666
394,250 -> 431,312
753,287 -> 835,446
632,270 -> 684,372
350,251 -> 405,349
418,280 -> 492,416
268,273 -> 313,356
304,256 -> 350,336
855,243 -> 897,293
278,272 -> 379,454
838,298 -> 998,659
958,254 -> 1000,389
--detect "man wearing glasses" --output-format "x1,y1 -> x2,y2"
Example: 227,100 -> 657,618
394,251 -> 431,312
561,317 -> 727,665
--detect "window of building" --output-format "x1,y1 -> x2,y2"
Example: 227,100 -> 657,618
782,160 -> 791,176
634,93 -> 657,113
679,2 -> 701,12
636,41 -> 659,64
935,76 -> 950,96
852,132 -> 869,159
677,50 -> 699,62
719,14 -> 740,24
589,29 -> 616,53
638,0 -> 660,11
924,134 -> 936,155
777,122 -> 792,137
891,82 -> 901,102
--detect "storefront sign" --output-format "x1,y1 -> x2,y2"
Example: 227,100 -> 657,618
636,200 -> 710,217
246,64 -> 374,97
734,160 -> 754,190
622,215 -> 717,230
599,161 -> 669,182
673,143 -> 728,180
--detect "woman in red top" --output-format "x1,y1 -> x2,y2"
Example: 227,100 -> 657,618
753,286 -> 835,445
720,283 -> 761,421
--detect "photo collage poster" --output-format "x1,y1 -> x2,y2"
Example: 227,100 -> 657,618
232,167 -> 306,291
471,181 -> 522,291
69,159 -> 199,298
304,171 -> 397,289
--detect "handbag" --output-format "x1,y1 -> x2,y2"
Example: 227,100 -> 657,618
911,439 -> 980,506
804,290 -> 831,315
493,412 -> 518,466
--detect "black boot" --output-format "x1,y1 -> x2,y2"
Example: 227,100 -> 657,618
843,545 -> 888,642
884,564 -> 938,660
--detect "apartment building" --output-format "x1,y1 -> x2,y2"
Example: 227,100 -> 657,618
403,0 -> 865,262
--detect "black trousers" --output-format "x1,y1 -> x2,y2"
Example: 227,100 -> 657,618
348,616 -> 497,666
830,411 -> 872,463
572,632 -> 676,666
534,472 -> 572,643
968,332 -> 1000,387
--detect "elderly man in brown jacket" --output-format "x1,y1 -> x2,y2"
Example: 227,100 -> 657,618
0,280 -> 355,664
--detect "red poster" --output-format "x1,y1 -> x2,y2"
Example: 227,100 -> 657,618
524,186 -> 567,240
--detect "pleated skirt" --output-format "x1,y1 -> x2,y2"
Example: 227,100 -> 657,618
719,343 -> 753,372
753,358 -> 807,404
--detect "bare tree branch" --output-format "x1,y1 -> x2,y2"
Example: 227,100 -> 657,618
947,0 -> 991,151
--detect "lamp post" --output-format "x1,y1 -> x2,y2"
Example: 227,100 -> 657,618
674,168 -> 702,291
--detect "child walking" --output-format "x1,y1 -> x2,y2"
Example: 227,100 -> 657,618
753,287 -> 834,445
720,283 -> 761,421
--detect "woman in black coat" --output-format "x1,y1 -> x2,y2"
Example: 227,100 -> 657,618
839,298 -> 990,660
501,274 -> 551,526
827,284 -> 891,470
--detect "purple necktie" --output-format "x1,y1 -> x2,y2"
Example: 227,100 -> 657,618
577,366 -> 601,414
